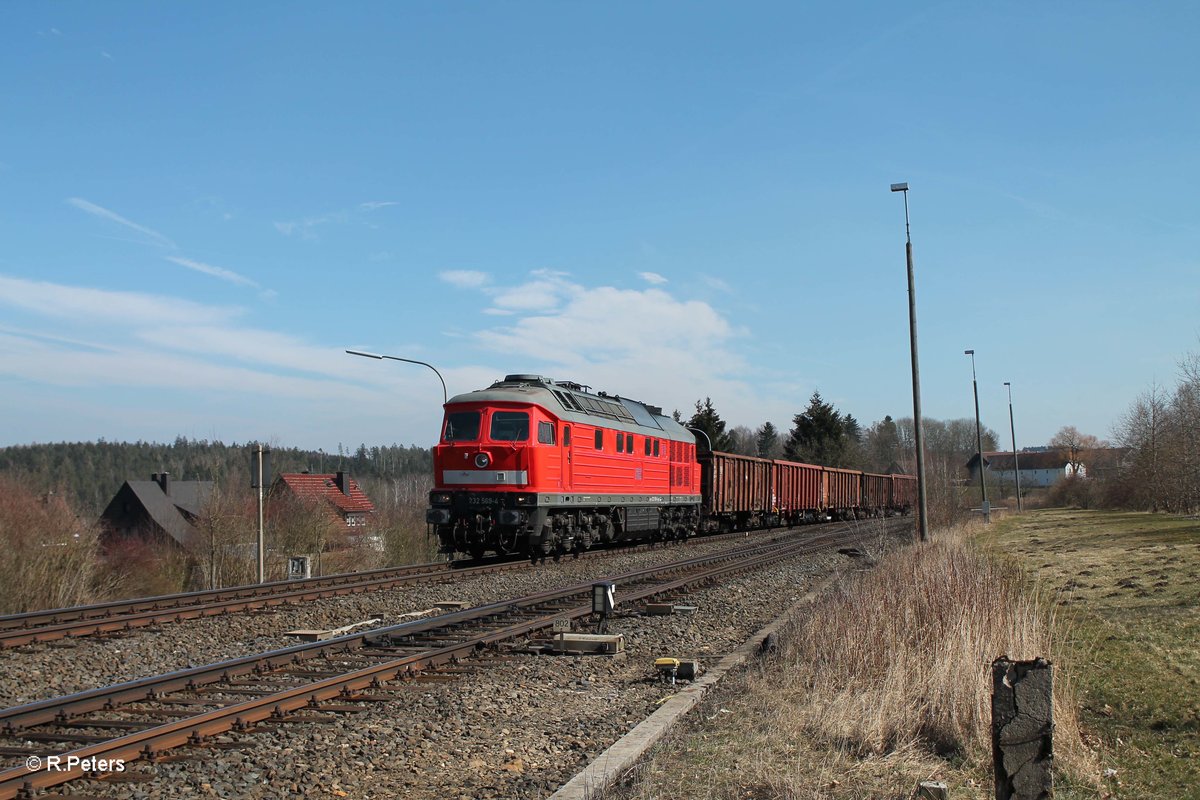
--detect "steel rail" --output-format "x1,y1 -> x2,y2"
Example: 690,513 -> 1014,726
0,528 -> 828,734
0,525 -> 803,649
0,521 -> 896,799
0,561 -> 448,632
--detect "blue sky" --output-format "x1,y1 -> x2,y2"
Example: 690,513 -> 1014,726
1,2 -> 1197,453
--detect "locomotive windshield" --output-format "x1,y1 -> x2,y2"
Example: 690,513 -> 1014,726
489,411 -> 529,441
443,411 -> 481,442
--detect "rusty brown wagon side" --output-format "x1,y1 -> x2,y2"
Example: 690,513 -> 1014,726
890,473 -> 917,513
861,472 -> 891,516
772,458 -> 824,524
823,466 -> 861,520
697,448 -> 774,531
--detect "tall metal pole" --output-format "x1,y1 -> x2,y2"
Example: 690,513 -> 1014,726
965,350 -> 990,522
1005,381 -> 1023,512
256,444 -> 265,583
892,183 -> 929,542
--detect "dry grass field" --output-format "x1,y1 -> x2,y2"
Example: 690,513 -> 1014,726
607,508 -> 1200,800
979,509 -> 1200,799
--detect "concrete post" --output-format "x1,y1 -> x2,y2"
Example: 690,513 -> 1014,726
991,657 -> 1053,800
917,780 -> 949,799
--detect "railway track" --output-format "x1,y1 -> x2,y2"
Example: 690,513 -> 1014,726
0,527 -> 796,650
0,520 -> 890,799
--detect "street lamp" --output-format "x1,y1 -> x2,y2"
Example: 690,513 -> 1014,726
891,181 -> 929,542
1004,381 -> 1023,512
346,349 -> 449,405
964,350 -> 990,522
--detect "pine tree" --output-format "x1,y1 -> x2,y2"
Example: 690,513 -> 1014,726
755,422 -> 781,459
865,415 -> 902,472
687,397 -> 732,451
784,391 -> 851,466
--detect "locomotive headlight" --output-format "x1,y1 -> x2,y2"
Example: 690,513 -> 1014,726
514,494 -> 534,506
431,492 -> 452,505
474,452 -> 491,469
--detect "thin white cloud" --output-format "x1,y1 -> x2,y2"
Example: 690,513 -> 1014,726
0,274 -> 238,326
639,271 -> 668,285
701,274 -> 733,293
0,278 -> 421,416
273,211 -> 347,240
439,270 -> 491,289
67,198 -> 175,249
275,201 -> 391,239
0,273 -> 502,449
0,323 -> 120,354
166,256 -> 260,289
490,279 -> 566,312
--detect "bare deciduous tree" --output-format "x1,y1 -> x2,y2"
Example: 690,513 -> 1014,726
1107,345 -> 1200,514
1048,426 -> 1102,475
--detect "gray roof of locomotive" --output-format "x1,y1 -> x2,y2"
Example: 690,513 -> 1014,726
447,374 -> 695,443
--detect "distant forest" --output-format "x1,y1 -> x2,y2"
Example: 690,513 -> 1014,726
0,438 -> 433,516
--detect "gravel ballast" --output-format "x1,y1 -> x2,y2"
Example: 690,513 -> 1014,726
4,522 -> 912,798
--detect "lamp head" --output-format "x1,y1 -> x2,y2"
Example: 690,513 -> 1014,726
964,349 -> 974,356
890,182 -> 909,192
1004,381 -> 1011,387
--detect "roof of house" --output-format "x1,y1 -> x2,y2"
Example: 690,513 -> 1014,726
275,473 -> 375,514
102,478 -> 214,548
969,450 -> 1072,471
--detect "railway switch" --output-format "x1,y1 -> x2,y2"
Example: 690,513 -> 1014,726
655,657 -> 681,685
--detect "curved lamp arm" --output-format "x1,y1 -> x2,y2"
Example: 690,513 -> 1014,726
346,349 -> 448,405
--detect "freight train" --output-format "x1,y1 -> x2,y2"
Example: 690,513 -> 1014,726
425,374 -> 916,559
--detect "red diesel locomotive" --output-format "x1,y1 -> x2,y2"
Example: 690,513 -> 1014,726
425,375 -> 915,559
425,374 -> 701,559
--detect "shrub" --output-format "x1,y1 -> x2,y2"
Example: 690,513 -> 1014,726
0,477 -> 100,613
96,535 -> 190,598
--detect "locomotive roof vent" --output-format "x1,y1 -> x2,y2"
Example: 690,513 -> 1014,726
503,374 -> 545,383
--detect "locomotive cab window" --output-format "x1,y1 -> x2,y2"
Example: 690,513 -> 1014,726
537,421 -> 555,445
595,429 -> 603,450
626,435 -> 634,454
490,411 -> 529,441
443,411 -> 481,442
563,426 -> 571,447
653,439 -> 660,457
616,432 -> 625,452
644,438 -> 651,456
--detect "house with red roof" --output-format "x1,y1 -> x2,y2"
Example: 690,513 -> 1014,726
272,472 -> 376,533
